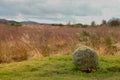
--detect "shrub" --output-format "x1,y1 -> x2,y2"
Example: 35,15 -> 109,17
51,24 -> 64,26
74,23 -> 83,28
10,21 -> 22,27
72,46 -> 99,73
108,18 -> 120,27
101,20 -> 107,26
104,36 -> 118,55
0,43 -> 28,63
78,31 -> 90,42
91,21 -> 96,27
73,23 -> 88,28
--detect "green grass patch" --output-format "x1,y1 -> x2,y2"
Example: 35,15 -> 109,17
0,55 -> 120,80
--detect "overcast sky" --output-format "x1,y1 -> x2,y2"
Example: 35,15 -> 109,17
0,0 -> 120,24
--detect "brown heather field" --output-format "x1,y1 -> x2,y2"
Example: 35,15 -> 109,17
0,24 -> 120,63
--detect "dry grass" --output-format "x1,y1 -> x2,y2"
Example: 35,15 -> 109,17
0,24 -> 120,63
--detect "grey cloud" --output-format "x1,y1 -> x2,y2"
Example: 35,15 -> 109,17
0,0 -> 120,24
0,0 -> 101,16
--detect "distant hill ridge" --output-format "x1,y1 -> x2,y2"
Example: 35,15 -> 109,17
0,18 -> 39,25
21,21 -> 39,24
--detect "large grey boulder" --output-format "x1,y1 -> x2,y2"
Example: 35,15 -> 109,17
72,46 -> 99,72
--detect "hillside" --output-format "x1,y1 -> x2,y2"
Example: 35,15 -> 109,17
0,55 -> 120,80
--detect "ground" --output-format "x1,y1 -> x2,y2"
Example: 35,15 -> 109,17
0,55 -> 120,80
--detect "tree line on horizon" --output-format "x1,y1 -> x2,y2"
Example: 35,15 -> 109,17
70,18 -> 120,28
1,18 -> 120,27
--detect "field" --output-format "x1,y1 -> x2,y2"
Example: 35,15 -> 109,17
0,24 -> 120,63
0,24 -> 120,80
0,55 -> 120,80
1,0 -> 120,80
